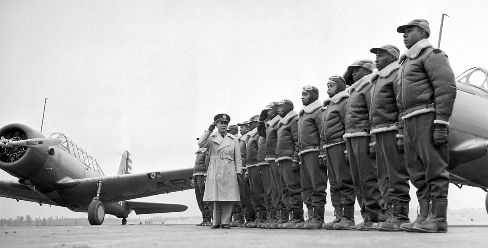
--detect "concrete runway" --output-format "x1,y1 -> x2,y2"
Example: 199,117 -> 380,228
1,224 -> 487,248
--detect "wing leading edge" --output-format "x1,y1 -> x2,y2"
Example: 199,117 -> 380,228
0,181 -> 60,206
60,168 -> 194,205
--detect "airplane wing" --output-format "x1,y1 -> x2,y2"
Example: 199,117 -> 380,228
58,168 -> 194,204
0,181 -> 60,206
125,201 -> 188,214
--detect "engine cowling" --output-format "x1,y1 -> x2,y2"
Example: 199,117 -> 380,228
0,123 -> 48,179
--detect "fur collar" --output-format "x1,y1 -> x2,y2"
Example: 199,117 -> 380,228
402,39 -> 432,60
280,111 -> 298,125
348,72 -> 377,93
248,128 -> 258,138
377,62 -> 400,78
326,89 -> 349,105
239,133 -> 249,142
266,115 -> 281,127
299,100 -> 322,116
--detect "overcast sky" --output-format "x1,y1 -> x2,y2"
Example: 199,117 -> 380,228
1,0 -> 488,219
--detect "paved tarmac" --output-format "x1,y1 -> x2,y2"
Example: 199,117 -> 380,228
1,224 -> 487,248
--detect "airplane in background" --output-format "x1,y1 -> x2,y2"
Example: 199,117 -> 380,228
0,123 -> 194,225
449,66 -> 488,213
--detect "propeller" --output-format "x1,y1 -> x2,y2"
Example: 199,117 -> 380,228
0,137 -> 61,148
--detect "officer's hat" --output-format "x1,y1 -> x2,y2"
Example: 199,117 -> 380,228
214,113 -> 230,123
265,102 -> 280,110
227,124 -> 238,131
397,19 -> 430,37
370,45 -> 400,60
302,85 -> 319,95
277,99 -> 294,109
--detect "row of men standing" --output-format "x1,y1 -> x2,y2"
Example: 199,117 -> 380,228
193,18 -> 456,233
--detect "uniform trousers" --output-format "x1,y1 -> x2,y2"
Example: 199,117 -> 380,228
404,112 -> 449,201
325,143 -> 355,207
300,151 -> 327,208
278,159 -> 303,212
213,201 -> 233,226
259,163 -> 274,212
375,131 -> 410,203
238,171 -> 256,221
247,166 -> 267,212
269,160 -> 287,214
194,175 -> 212,220
346,136 -> 382,221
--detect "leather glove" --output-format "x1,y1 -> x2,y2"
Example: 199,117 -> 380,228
432,123 -> 449,146
369,142 -> 376,159
291,162 -> 300,172
318,157 -> 326,168
396,136 -> 404,153
259,109 -> 268,122
237,172 -> 244,184
208,121 -> 216,131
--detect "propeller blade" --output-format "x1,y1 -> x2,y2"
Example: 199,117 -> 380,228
8,138 -> 62,147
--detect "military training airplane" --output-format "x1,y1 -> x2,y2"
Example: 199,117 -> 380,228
449,66 -> 488,213
0,123 -> 194,225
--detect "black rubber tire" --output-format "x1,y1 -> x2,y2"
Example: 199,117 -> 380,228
88,200 -> 105,225
122,218 -> 127,225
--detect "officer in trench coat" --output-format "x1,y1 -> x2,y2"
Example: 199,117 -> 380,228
199,113 -> 243,229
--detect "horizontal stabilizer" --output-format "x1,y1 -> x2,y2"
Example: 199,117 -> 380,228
125,201 -> 188,215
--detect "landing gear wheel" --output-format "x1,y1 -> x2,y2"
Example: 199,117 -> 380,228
88,200 -> 105,225
122,218 -> 127,225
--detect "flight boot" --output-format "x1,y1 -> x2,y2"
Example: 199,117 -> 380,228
255,210 -> 268,228
247,211 -> 263,228
283,209 -> 304,229
400,199 -> 430,232
333,205 -> 355,230
379,202 -> 410,231
304,207 -> 324,229
277,210 -> 291,229
258,211 -> 271,228
373,203 -> 391,230
296,207 -> 313,229
271,210 -> 288,229
322,205 -> 343,230
262,210 -> 279,229
412,199 -> 448,233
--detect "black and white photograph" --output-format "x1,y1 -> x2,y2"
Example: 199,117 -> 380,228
1,0 -> 487,247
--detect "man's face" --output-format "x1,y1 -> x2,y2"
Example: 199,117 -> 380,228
327,81 -> 338,98
301,91 -> 312,106
403,26 -> 424,49
278,104 -> 292,117
267,108 -> 278,119
375,51 -> 396,71
239,125 -> 249,135
216,121 -> 228,133
228,128 -> 238,135
248,121 -> 258,130
352,67 -> 371,82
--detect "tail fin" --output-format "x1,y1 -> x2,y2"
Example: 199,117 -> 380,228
117,150 -> 132,175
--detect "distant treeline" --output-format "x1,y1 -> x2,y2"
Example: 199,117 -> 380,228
0,215 -> 125,226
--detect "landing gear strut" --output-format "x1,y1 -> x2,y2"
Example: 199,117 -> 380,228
88,181 -> 105,225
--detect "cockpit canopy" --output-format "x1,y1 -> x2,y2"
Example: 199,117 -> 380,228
49,133 -> 103,173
